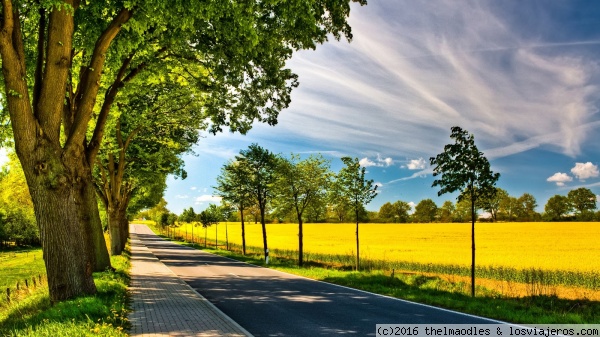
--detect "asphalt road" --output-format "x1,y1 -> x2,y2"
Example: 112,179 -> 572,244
134,225 -> 499,336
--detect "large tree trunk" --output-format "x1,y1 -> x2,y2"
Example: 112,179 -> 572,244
0,1 -> 130,302
23,142 -> 99,302
81,176 -> 111,271
107,203 -> 129,255
108,207 -> 122,256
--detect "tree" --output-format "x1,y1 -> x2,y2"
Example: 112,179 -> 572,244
568,188 -> 597,220
179,206 -> 197,242
498,195 -> 519,222
438,200 -> 455,223
179,207 -> 197,224
0,0 -> 366,302
336,157 -> 377,270
94,70 -> 203,255
453,199 -> 471,222
378,202 -> 395,222
544,195 -> 571,221
274,154 -> 330,266
516,193 -> 538,221
237,144 -> 279,263
327,178 -> 351,222
304,194 -> 328,223
413,199 -> 438,223
220,202 -> 234,250
477,188 -> 508,222
199,205 -> 220,248
215,159 -> 253,255
430,126 -> 500,297
391,201 -> 412,223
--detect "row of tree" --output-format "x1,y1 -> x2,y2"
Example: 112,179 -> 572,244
379,186 -> 598,223
214,144 -> 378,268
0,0 -> 365,302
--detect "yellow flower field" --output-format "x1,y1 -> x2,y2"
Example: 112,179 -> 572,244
173,221 -> 599,273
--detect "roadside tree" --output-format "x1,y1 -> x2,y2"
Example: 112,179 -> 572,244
237,144 -> 279,263
430,126 -> 500,297
0,0 -> 366,301
215,159 -> 253,255
199,205 -> 220,248
336,157 -> 378,270
274,154 -> 331,266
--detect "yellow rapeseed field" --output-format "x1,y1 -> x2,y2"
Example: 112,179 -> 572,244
174,221 -> 599,273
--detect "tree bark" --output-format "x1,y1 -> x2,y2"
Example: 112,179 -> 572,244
470,190 -> 476,298
298,217 -> 304,267
119,211 -> 129,251
108,207 -> 122,256
260,202 -> 269,263
355,219 -> 360,271
24,141 -> 98,302
240,206 -> 246,255
81,172 -> 111,271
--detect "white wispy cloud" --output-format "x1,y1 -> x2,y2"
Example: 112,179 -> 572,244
546,172 -> 573,186
387,168 -> 432,184
570,162 -> 599,180
190,187 -> 197,191
279,0 -> 600,160
175,194 -> 190,199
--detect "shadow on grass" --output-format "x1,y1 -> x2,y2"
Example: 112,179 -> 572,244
318,272 -> 600,324
0,260 -> 130,335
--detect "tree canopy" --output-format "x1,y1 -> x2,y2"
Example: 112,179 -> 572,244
0,0 -> 367,301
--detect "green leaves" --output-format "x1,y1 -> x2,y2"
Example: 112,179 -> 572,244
430,126 -> 500,204
273,153 -> 331,221
567,187 -> 597,216
336,157 -> 378,222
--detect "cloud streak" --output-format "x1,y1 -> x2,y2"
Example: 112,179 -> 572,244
279,0 -> 600,161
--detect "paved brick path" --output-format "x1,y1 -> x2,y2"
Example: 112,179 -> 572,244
129,224 -> 252,337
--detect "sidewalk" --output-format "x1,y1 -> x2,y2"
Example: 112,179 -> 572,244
128,224 -> 252,337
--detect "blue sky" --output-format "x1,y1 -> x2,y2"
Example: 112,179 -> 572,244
164,0 -> 600,215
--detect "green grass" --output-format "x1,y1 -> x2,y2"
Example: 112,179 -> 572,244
0,248 -> 46,291
0,248 -> 130,336
152,225 -> 600,324
210,248 -> 600,324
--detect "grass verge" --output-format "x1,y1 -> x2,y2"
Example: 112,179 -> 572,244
151,225 -> 599,324
0,248 -> 130,337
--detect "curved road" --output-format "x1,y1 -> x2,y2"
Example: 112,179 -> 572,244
133,224 -> 499,336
